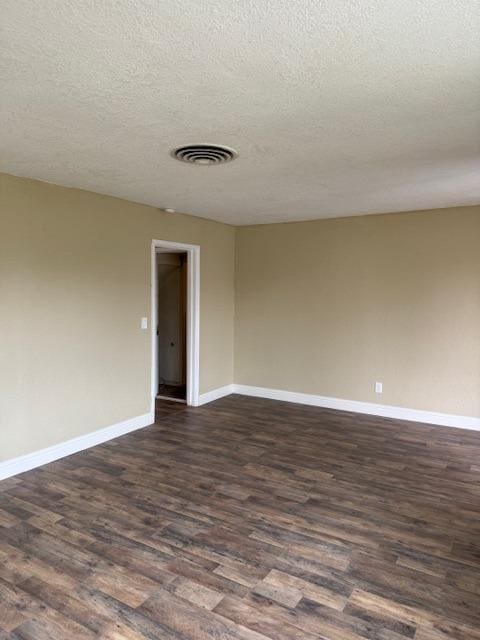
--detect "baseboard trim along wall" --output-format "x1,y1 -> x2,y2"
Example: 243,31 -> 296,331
0,411 -> 154,481
197,384 -> 235,406
232,384 -> 480,431
193,383 -> 480,430
2,382 -> 478,482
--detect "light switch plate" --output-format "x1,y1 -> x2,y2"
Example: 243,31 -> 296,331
141,317 -> 148,330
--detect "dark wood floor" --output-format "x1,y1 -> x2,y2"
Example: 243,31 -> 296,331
157,384 -> 186,401
0,395 -> 479,639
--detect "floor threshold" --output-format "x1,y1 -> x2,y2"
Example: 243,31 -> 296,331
155,394 -> 186,403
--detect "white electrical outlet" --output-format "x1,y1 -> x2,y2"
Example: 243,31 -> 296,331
375,381 -> 383,394
141,317 -> 148,330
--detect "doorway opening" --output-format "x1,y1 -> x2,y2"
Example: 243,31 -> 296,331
157,251 -> 187,401
151,240 -> 200,409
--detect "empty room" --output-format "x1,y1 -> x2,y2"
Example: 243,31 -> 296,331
1,2 -> 479,639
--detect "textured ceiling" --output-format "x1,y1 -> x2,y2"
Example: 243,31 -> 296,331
1,1 -> 480,225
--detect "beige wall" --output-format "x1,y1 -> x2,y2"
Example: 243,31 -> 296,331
0,173 -> 235,461
235,207 -> 480,418
2,173 -> 479,464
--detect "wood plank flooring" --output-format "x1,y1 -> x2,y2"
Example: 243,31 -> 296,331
0,394 -> 479,639
157,384 -> 186,402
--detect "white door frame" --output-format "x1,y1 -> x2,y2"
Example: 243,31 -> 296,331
151,239 -> 200,409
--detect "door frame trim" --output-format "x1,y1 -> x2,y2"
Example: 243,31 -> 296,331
151,239 -> 200,409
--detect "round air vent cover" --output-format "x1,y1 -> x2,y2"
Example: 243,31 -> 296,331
171,144 -> 237,165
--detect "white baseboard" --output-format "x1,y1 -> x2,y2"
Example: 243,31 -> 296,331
0,411 -> 154,481
197,384 -> 235,406
232,384 -> 480,431
2,386 -> 477,483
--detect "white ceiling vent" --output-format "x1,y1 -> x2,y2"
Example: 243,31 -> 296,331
171,144 -> 237,165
